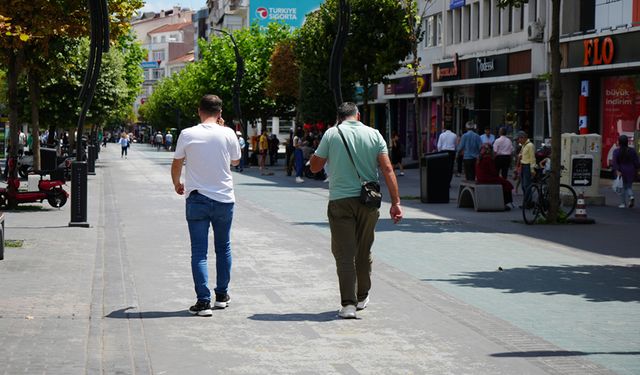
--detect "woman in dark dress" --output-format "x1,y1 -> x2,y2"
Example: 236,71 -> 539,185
390,131 -> 404,176
476,143 -> 513,210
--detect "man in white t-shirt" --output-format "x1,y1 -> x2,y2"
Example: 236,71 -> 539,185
171,94 -> 241,317
437,126 -> 458,183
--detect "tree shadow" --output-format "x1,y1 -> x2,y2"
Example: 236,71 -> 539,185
248,311 -> 339,322
491,350 -> 640,357
106,306 -> 190,319
425,264 -> 640,302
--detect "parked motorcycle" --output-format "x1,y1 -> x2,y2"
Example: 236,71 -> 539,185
0,158 -> 69,209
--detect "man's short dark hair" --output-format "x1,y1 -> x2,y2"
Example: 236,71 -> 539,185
337,102 -> 359,121
199,95 -> 222,116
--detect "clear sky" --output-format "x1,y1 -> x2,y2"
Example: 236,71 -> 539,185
139,0 -> 207,13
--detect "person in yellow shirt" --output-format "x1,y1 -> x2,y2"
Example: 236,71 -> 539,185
258,128 -> 271,175
517,131 -> 535,204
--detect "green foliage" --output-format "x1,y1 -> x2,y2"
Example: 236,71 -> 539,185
295,0 -> 413,124
141,23 -> 294,131
17,35 -> 145,129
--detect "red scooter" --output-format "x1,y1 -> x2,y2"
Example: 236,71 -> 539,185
0,158 -> 68,209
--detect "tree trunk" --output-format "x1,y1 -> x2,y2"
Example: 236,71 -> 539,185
413,59 -> 421,159
29,72 -> 42,171
7,50 -> 23,183
362,67 -> 370,126
547,0 -> 563,223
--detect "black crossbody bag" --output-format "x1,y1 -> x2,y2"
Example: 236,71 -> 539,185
337,125 -> 382,209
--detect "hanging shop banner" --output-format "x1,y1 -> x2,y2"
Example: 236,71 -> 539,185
384,75 -> 431,95
601,75 -> 640,169
250,0 -> 322,29
450,0 -> 466,10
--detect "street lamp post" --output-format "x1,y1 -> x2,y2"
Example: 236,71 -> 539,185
69,0 -> 109,228
329,0 -> 351,109
214,29 -> 247,163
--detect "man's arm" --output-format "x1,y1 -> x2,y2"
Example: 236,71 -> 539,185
378,153 -> 403,223
171,158 -> 185,195
309,154 -> 326,174
231,159 -> 240,167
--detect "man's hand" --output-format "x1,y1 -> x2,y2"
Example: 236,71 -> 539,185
174,182 -> 185,195
390,204 -> 403,224
217,117 -> 225,126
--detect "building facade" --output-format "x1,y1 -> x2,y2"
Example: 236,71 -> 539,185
131,7 -> 196,115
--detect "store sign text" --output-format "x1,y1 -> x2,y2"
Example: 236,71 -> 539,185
436,53 -> 459,80
476,57 -> 494,73
583,36 -> 614,66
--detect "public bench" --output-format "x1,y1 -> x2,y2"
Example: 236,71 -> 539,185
457,181 -> 505,212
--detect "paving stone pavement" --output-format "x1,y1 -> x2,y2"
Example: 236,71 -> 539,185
0,143 -> 637,375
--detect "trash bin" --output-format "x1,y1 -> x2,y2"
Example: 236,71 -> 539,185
40,148 -> 57,172
420,152 -> 450,203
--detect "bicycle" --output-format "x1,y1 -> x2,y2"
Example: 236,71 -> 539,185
522,169 -> 577,225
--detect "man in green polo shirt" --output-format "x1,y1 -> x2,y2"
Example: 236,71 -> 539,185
310,102 -> 403,319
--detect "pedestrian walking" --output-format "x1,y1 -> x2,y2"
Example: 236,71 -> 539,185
437,125 -> 458,183
236,131 -> 246,172
155,131 -> 163,151
309,102 -> 403,319
493,127 -> 514,179
293,127 -> 305,183
171,94 -> 241,316
612,134 -> 640,208
119,132 -> 129,159
516,131 -> 535,203
390,131 -> 405,176
457,122 -> 482,181
480,127 -> 495,145
165,132 -> 173,151
258,128 -> 269,175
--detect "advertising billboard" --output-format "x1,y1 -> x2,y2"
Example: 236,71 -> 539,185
601,75 -> 640,168
250,0 -> 323,29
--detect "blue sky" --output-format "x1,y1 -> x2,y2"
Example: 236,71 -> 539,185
140,0 -> 207,13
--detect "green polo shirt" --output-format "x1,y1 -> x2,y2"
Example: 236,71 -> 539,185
314,120 -> 388,201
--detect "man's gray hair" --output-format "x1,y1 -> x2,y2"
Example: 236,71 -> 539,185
337,102 -> 359,121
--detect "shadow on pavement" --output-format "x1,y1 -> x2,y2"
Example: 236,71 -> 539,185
377,218 -> 493,233
248,311 -> 338,322
425,264 -> 640,302
491,350 -> 640,357
106,307 -> 190,319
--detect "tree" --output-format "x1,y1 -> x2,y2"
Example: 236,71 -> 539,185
295,0 -> 413,126
401,0 -> 425,157
0,0 -> 142,176
343,0 -> 413,125
142,23 -> 293,133
498,0 -> 563,223
266,40 -> 299,117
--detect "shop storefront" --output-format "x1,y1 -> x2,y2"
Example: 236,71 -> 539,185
561,29 -> 640,169
383,74 -> 434,159
433,50 -> 538,143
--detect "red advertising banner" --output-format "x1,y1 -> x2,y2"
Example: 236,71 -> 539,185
602,75 -> 640,168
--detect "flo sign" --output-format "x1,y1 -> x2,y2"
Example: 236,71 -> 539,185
250,0 -> 322,29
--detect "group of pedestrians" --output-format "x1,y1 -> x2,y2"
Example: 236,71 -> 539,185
171,95 -> 402,319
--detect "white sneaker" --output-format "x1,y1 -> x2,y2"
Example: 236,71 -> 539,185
338,305 -> 357,319
356,296 -> 369,311
618,204 -> 626,208
295,177 -> 304,183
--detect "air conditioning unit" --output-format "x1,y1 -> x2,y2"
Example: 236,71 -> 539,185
528,21 -> 544,42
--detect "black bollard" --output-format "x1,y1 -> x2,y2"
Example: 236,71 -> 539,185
87,145 -> 96,175
69,161 -> 90,227
0,212 -> 5,260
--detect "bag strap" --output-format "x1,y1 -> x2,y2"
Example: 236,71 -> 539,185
337,125 -> 364,183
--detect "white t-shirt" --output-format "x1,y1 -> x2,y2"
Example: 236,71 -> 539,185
174,123 -> 242,203
437,130 -> 457,151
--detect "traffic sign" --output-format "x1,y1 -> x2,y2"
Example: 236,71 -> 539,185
571,155 -> 593,187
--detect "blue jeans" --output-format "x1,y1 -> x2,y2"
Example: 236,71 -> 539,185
618,181 -> 634,206
294,149 -> 304,177
186,192 -> 234,302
